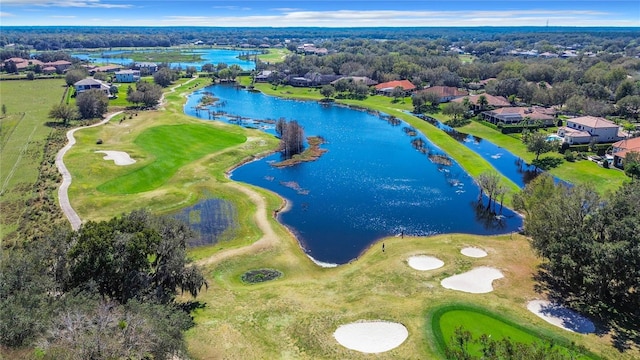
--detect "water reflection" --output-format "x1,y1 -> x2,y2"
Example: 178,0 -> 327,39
184,85 -> 522,264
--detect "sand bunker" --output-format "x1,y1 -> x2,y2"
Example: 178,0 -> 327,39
96,150 -> 136,166
407,255 -> 444,271
527,300 -> 596,334
461,247 -> 488,258
334,321 -> 408,354
441,267 -> 503,293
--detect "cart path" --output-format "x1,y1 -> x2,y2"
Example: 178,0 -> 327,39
196,182 -> 278,267
56,77 -> 199,230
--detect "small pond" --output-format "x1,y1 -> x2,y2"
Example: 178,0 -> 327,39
184,85 -> 523,265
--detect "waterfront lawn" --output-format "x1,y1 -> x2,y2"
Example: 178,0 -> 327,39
257,48 -> 291,63
459,120 -> 629,194
0,78 -> 66,240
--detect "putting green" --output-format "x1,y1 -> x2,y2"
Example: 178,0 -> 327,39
431,305 -> 597,359
97,123 -> 245,194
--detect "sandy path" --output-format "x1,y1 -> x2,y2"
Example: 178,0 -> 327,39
56,111 -> 123,230
56,77 -> 199,230
196,182 -> 278,267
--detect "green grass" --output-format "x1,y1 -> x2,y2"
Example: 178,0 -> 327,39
96,124 -> 246,194
459,54 -> 477,63
459,121 -> 629,194
431,305 -> 597,359
257,48 -> 291,63
0,78 -> 66,240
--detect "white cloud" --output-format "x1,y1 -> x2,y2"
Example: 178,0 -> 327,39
1,0 -> 132,8
50,15 -> 77,18
156,9 -> 629,27
0,12 -> 15,17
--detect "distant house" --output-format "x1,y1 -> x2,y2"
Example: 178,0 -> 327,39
285,72 -> 342,87
74,78 -> 111,96
43,60 -> 72,72
331,76 -> 378,86
467,78 -> 496,90
255,70 -> 274,83
374,80 -> 416,96
91,65 -> 122,74
133,62 -> 158,74
418,86 -> 468,103
482,106 -> 556,126
42,66 -> 57,74
611,137 -> 640,168
2,57 -> 44,71
452,94 -> 510,110
557,116 -> 625,145
296,44 -> 329,56
114,69 -> 140,83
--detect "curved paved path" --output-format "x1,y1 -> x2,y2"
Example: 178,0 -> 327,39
56,77 -> 199,230
196,182 -> 278,267
56,111 -> 123,230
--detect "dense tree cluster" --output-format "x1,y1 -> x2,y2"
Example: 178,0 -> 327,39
126,82 -> 163,108
513,175 -> 640,331
0,210 -> 207,358
75,88 -> 109,119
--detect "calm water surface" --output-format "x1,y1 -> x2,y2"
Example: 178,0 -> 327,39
185,85 -> 522,265
72,48 -> 256,70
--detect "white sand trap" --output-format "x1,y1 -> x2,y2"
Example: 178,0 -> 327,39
461,247 -> 488,258
527,300 -> 596,334
407,255 -> 444,271
334,321 -> 408,354
96,150 -> 136,166
441,266 -> 503,293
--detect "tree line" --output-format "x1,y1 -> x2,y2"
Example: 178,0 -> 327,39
0,210 -> 207,359
513,175 -> 640,346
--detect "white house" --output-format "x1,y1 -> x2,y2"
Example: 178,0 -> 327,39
557,116 -> 624,144
74,78 -> 111,96
133,62 -> 158,74
114,69 -> 140,83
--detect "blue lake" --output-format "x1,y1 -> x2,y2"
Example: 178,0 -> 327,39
185,85 -> 523,265
72,48 -> 256,70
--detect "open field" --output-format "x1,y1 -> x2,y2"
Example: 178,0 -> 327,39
0,78 -> 66,240
257,48 -> 292,63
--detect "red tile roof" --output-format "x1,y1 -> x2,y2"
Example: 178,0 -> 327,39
568,116 -> 618,129
613,137 -> 640,159
374,80 -> 416,91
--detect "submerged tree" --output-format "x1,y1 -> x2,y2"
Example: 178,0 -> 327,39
275,118 -> 304,157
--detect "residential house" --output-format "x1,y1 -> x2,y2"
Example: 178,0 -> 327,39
418,86 -> 468,103
255,70 -> 274,83
285,72 -> 342,87
374,80 -> 416,96
452,94 -> 510,111
43,60 -> 72,72
114,69 -> 140,83
133,62 -> 158,74
296,44 -> 329,56
611,137 -> 640,168
2,57 -> 44,71
557,116 -> 625,145
482,106 -> 556,126
331,76 -> 378,86
74,78 -> 111,96
467,78 -> 496,90
91,65 -> 122,74
42,66 -> 57,74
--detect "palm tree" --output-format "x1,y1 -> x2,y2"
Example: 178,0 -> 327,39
477,95 -> 489,111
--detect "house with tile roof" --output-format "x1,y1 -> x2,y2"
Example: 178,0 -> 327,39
482,106 -> 556,126
374,80 -> 416,96
558,116 -> 625,145
610,137 -> 640,168
417,86 -> 468,103
452,94 -> 511,111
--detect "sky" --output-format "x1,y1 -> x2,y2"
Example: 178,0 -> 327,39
1,0 -> 639,27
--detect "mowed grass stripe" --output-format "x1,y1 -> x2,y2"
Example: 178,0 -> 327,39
97,124 -> 245,194
431,305 -> 598,359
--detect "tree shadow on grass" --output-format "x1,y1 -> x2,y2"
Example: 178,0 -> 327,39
531,156 -> 563,170
533,266 -> 640,352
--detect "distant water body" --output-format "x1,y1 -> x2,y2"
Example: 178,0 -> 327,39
72,48 -> 256,70
185,85 -> 523,265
